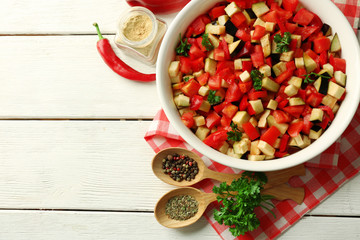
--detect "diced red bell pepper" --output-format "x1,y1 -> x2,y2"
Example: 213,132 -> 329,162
213,101 -> 228,113
220,39 -> 231,60
276,69 -> 293,84
276,16 -> 287,34
288,120 -> 304,138
252,25 -> 267,41
181,79 -> 201,97
220,115 -> 232,127
275,151 -> 289,158
247,104 -> 257,116
242,122 -> 260,140
222,103 -> 238,119
318,51 -> 328,67
319,105 -> 335,121
294,48 -> 304,59
286,23 -> 298,34
214,48 -> 226,61
262,11 -> 278,23
190,95 -> 204,111
242,60 -> 253,73
231,12 -> 247,27
271,3 -> 293,20
293,8 -> 315,26
189,15 -> 208,35
226,0 -> 248,8
196,37 -> 207,52
261,125 -> 282,146
181,112 -> 194,128
239,80 -> 253,93
305,49 -> 318,61
208,75 -> 222,90
189,45 -> 206,59
302,104 -> 312,117
265,57 -> 273,67
329,55 -> 346,73
289,39 -> 298,51
235,29 -> 251,42
218,68 -> 235,85
313,37 -> 331,54
286,61 -> 296,71
319,113 -> 330,129
203,129 -> 228,149
283,105 -> 305,118
239,95 -> 249,111
251,52 -> 265,68
217,61 -> 235,73
237,41 -> 253,58
206,111 -> 221,129
302,114 -> 313,135
248,89 -> 268,100
185,26 -> 194,38
273,110 -> 292,123
191,57 -> 205,72
180,57 -> 192,74
209,5 -> 226,20
278,99 -> 289,110
225,83 -> 243,103
197,72 -> 209,86
282,0 -> 299,12
297,89 -> 306,101
279,134 -> 290,152
306,92 -> 323,108
309,13 -> 323,29
294,26 -> 320,41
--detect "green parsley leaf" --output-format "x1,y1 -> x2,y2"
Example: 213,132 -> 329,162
274,32 -> 291,53
227,122 -> 242,141
183,76 -> 191,82
176,34 -> 191,57
201,33 -> 214,51
250,69 -> 264,91
208,90 -> 222,105
303,72 -> 331,84
212,172 -> 275,237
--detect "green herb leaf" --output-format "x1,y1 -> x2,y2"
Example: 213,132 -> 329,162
303,72 -> 331,84
183,76 -> 191,82
176,33 -> 191,57
227,122 -> 242,141
212,172 -> 275,237
250,69 -> 264,91
201,33 -> 214,51
274,32 -> 291,53
208,90 -> 222,105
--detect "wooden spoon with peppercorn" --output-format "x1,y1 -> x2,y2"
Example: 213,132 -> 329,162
154,185 -> 305,228
152,147 -> 305,188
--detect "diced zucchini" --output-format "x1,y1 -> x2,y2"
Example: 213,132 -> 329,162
193,115 -> 205,126
267,115 -> 289,135
334,71 -> 346,87
272,62 -> 287,76
195,126 -> 210,141
322,63 -> 334,76
295,57 -> 305,69
267,99 -> 278,110
321,95 -> 337,109
260,34 -> 271,57
303,52 -> 317,73
199,100 -> 211,112
310,108 -> 324,123
174,94 -> 190,108
258,110 -> 271,128
240,70 -> 251,82
249,99 -> 264,115
233,138 -> 251,155
284,84 -> 299,97
289,97 -> 305,106
232,111 -> 251,127
206,24 -> 226,35
198,86 -> 210,96
280,51 -> 294,62
253,17 -> 266,27
264,22 -> 276,32
258,140 -> 276,156
262,77 -> 280,92
330,33 -> 341,53
234,59 -> 243,70
288,76 -> 302,89
252,1 -> 270,17
218,15 -> 229,26
248,155 -> 266,161
168,61 -> 180,77
225,2 -> 241,17
227,148 -> 242,159
205,58 -> 217,76
328,81 -> 345,99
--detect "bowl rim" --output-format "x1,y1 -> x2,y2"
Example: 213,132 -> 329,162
156,0 -> 360,171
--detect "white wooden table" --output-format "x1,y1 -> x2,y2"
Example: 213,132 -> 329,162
0,1 -> 359,239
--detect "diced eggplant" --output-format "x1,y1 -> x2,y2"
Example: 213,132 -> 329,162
260,34 -> 271,57
206,24 -> 226,35
328,81 -> 345,99
334,71 -> 346,87
280,51 -> 294,62
321,23 -> 332,37
245,8 -> 257,19
310,108 -> 324,123
174,94 -> 190,108
207,33 -> 220,48
258,140 -> 276,156
199,100 -> 211,112
225,1 -> 242,17
288,76 -> 302,89
309,125 -> 323,140
253,17 -> 266,27
330,33 -> 341,52
313,77 -> 329,95
251,1 -> 270,17
270,54 -> 281,65
227,148 -> 242,159
249,99 -> 264,115
259,64 -> 271,77
289,97 -> 305,106
218,15 -> 229,26
322,63 -> 334,76
233,138 -> 251,155
229,40 -> 245,58
195,126 -> 210,141
198,86 -> 210,96
303,52 -> 317,73
321,95 -> 337,109
204,58 -> 217,76
267,99 -> 278,110
225,20 -> 238,37
232,111 -> 251,127
240,70 -> 251,82
258,110 -> 271,128
262,77 -> 280,92
264,22 -> 276,32
284,84 -> 299,97
295,57 -> 305,69
248,155 -> 266,161
272,61 -> 287,76
267,115 -> 289,135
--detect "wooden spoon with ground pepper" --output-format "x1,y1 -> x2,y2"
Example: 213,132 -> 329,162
152,147 -> 305,188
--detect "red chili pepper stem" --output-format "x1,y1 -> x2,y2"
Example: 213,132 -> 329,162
93,23 -> 104,41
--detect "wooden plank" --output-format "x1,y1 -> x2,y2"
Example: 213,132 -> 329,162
0,36 -> 160,119
0,0 -> 176,34
0,210 -> 358,239
0,120 -> 358,216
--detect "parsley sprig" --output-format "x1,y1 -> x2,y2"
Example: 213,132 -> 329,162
176,34 -> 191,57
201,33 -> 214,51
274,32 -> 291,53
251,70 -> 264,91
303,72 -> 331,84
227,122 -> 242,141
183,76 -> 191,82
208,90 -> 222,105
212,172 -> 275,237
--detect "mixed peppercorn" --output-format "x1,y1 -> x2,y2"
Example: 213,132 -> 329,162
162,153 -> 199,181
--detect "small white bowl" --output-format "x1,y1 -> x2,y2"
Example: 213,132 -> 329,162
156,0 -> 360,171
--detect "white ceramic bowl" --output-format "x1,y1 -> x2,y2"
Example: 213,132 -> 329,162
156,0 -> 360,171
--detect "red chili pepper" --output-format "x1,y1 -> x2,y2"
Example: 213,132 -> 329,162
93,23 -> 156,82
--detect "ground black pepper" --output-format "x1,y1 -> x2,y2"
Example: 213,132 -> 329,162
161,153 -> 199,182
165,195 -> 199,220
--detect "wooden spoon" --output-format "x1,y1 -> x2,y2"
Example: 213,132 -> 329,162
154,185 -> 305,228
152,147 -> 306,188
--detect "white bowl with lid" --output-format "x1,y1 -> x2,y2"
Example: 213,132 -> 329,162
156,0 -> 360,171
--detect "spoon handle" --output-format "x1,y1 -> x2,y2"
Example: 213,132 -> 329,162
264,164 -> 306,189
261,184 -> 305,205
203,168 -> 242,184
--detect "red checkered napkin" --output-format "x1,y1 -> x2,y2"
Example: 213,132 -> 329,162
145,1 -> 360,239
